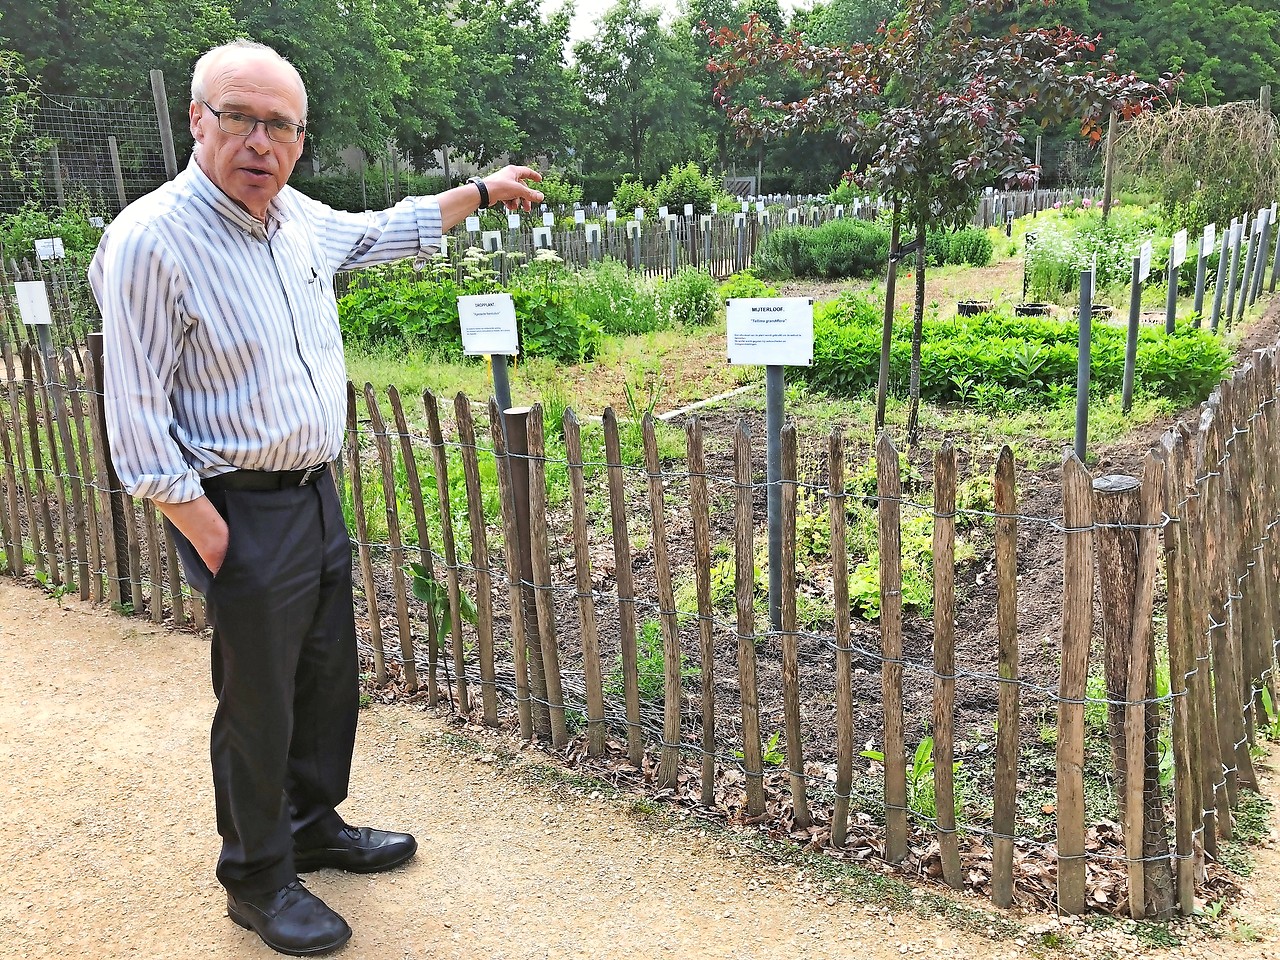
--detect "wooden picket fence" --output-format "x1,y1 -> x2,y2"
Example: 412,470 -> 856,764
0,317 -> 1277,918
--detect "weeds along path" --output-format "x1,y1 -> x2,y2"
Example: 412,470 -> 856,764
1,579 -> 1276,960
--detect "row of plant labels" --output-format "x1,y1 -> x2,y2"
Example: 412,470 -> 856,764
460,293 -> 813,368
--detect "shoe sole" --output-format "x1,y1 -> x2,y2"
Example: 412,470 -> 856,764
227,904 -> 352,957
294,842 -> 418,875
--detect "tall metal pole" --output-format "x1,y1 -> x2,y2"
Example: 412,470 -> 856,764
765,365 -> 784,633
1164,256 -> 1179,334
1122,257 -> 1141,414
1074,270 -> 1093,462
1210,220 -> 1233,332
107,136 -> 128,211
1192,234 -> 1209,323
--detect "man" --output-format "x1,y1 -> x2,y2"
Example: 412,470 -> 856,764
90,39 -> 542,956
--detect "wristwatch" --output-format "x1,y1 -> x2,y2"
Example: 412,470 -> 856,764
468,176 -> 490,208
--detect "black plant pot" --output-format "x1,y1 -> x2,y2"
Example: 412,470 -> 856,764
956,299 -> 993,317
1015,302 -> 1054,317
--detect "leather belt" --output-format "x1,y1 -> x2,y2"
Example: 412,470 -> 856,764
202,464 -> 330,491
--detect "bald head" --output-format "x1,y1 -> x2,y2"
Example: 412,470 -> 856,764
192,40 -> 308,122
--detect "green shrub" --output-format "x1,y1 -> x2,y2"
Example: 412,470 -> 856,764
654,162 -> 719,215
804,292 -> 1230,406
755,226 -> 815,279
612,175 -> 656,216
0,199 -> 106,267
537,171 -> 584,209
658,266 -> 719,327
569,258 -> 662,336
718,270 -> 778,299
947,228 -> 994,266
755,218 -> 889,279
809,218 -> 890,278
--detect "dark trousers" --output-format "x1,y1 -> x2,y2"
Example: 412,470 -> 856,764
168,471 -> 359,897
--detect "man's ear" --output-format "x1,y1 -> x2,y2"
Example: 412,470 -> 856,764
189,101 -> 205,143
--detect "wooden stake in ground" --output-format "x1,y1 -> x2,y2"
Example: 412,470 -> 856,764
931,440 -> 961,889
734,421 -> 765,817
603,408 -> 643,767
1058,454 -> 1094,916
424,389 -> 468,710
488,399 -> 532,740
829,428 -> 855,848
643,414 -> 683,788
346,382 -> 385,684
454,394 -> 496,719
779,423 -> 810,829
686,417 -> 717,806
991,446 -> 1020,908
876,430 -> 907,863
563,408 -> 606,756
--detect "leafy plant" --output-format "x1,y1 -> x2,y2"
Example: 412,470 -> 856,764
611,175 -> 656,216
569,258 -> 662,336
605,618 -> 697,702
409,562 -> 478,652
653,162 -> 719,215
861,736 -> 963,819
736,730 -> 786,766
657,266 -> 719,327
1260,688 -> 1280,741
717,270 -> 777,299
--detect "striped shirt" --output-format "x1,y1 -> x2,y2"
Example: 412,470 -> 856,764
90,157 -> 442,504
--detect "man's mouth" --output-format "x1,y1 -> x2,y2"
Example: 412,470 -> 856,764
241,166 -> 272,181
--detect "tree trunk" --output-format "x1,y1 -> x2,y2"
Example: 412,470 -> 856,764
875,198 -> 902,431
905,213 -> 926,447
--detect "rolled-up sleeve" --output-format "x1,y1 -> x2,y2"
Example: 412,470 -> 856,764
89,223 -> 205,504
302,193 -> 444,274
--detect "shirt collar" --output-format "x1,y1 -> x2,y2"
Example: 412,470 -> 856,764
184,155 -> 292,237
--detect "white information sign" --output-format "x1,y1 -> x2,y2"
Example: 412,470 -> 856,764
1171,229 -> 1188,269
734,212 -> 746,228
606,208 -> 617,224
1203,222 -> 1216,256
657,206 -> 669,219
532,226 -> 552,248
834,204 -> 844,218
34,237 -> 64,260
726,298 -> 813,367
481,230 -> 502,252
89,216 -> 105,228
464,216 -> 480,232
15,281 -> 53,326
683,204 -> 694,217
506,213 -> 521,230
788,208 -> 799,224
755,201 -> 765,213
741,201 -> 749,213
700,215 -> 712,231
584,223 -> 600,243
635,207 -> 645,222
627,220 -> 640,237
1139,240 -> 1153,282
542,211 -> 556,227
459,294 -> 518,357
710,203 -> 718,215
574,209 -> 585,225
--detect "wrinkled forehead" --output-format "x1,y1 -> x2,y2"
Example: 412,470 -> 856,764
203,52 -> 306,119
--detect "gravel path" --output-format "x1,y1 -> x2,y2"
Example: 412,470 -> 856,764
1,580 -> 1277,959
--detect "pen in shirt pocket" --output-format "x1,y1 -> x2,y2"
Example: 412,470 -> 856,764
308,267 -> 318,283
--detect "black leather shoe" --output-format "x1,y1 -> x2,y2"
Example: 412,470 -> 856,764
226,880 -> 351,956
294,824 -> 418,874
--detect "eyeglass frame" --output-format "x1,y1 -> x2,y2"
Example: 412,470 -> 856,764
200,100 -> 306,144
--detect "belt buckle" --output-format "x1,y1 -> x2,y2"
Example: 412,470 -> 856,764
298,464 -> 325,486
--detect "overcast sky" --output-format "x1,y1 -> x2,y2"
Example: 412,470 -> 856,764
554,0 -> 810,48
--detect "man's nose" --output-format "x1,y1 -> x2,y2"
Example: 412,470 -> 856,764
244,121 -> 273,152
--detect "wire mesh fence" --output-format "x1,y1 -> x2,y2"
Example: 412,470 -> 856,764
1,93 -> 170,215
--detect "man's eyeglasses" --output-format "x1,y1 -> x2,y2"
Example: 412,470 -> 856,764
201,101 -> 305,143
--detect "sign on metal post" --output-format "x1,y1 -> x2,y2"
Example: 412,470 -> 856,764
726,297 -> 814,632
542,211 -> 555,227
34,238 -> 65,261
726,298 -> 814,368
1171,229 -> 1188,268
459,294 -> 518,357
15,281 -> 54,326
1138,240 -> 1153,282
574,209 -> 585,225
532,226 -> 552,249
